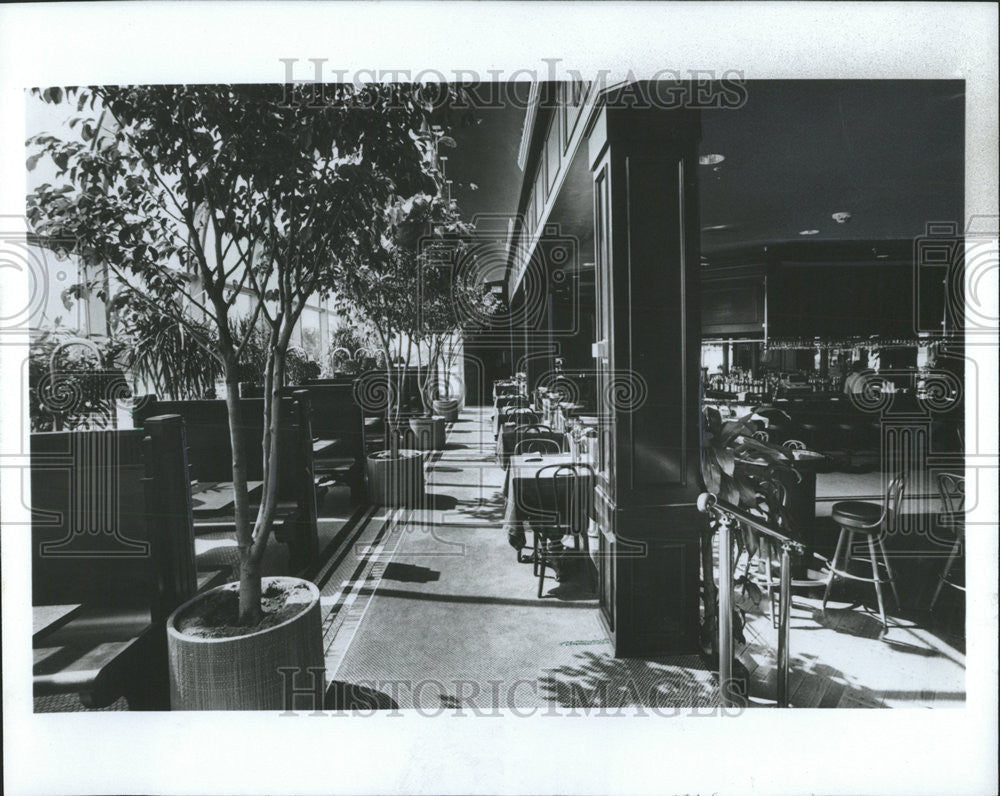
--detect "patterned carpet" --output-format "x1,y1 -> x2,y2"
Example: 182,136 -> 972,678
323,408 -> 719,711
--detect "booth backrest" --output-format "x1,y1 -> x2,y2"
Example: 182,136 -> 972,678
307,373 -> 389,418
30,415 -> 196,619
133,397 -> 307,497
285,383 -> 365,454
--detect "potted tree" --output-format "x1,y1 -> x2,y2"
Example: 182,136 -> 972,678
428,264 -> 500,421
28,83 -> 444,708
337,171 -> 476,500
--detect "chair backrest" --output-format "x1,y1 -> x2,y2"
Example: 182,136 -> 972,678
520,424 -> 553,435
512,410 -> 540,427
514,437 -> 562,456
885,473 -> 907,522
703,406 -> 723,434
497,394 -> 527,409
936,472 -> 965,514
533,463 -> 594,535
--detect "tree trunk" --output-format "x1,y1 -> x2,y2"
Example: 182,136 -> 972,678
238,556 -> 262,626
222,362 -> 258,625
248,331 -> 290,581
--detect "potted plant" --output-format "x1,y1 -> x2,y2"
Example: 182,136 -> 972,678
337,161 -> 481,500
430,332 -> 462,422
29,83 -> 446,707
699,406 -> 799,658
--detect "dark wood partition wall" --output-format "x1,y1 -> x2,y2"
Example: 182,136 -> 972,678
587,99 -> 704,656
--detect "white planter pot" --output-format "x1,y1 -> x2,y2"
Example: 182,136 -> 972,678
366,449 -> 425,507
432,398 -> 460,423
166,576 -> 324,711
409,415 -> 446,450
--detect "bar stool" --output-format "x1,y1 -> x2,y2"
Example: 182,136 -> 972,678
822,474 -> 905,630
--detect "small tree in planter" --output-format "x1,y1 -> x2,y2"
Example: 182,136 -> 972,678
337,185 -> 475,461
27,84 -> 443,640
426,260 -> 502,420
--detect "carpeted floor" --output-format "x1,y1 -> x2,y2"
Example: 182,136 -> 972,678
323,408 -> 719,711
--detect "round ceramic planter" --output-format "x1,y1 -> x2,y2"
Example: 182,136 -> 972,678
409,415 -> 446,450
166,576 -> 324,711
432,398 -> 460,423
366,449 -> 425,507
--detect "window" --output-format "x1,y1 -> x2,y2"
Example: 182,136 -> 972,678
546,115 -> 560,192
534,165 -> 546,230
561,81 -> 589,152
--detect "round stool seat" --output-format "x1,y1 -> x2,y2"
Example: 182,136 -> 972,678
831,500 -> 882,530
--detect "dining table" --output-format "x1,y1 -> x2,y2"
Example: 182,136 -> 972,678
32,603 -> 84,642
493,381 -> 521,402
312,437 -> 341,457
495,425 -> 567,468
503,452 -> 595,550
494,405 -> 536,436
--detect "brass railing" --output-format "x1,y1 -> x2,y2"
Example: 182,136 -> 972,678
697,492 -> 805,708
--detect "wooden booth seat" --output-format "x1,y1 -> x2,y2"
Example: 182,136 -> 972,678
282,383 -> 367,501
30,416 -> 210,710
132,393 -> 321,573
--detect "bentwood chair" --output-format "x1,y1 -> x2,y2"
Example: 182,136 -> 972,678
513,437 -> 562,456
531,463 -> 593,598
822,474 -> 905,630
511,410 -> 540,428
497,394 -> 528,410
518,423 -> 553,435
929,473 -> 965,609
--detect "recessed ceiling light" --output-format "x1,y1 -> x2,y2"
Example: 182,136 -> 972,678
701,224 -> 732,232
699,154 -> 725,166
799,229 -> 820,236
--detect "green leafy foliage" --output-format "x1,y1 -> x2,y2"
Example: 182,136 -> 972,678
26,83 -> 449,621
28,328 -> 130,431
324,325 -> 381,376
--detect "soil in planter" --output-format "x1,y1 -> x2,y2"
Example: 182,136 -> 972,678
176,581 -> 313,639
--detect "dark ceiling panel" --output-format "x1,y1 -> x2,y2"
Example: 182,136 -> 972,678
698,80 -> 964,252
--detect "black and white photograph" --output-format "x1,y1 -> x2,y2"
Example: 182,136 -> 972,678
1,3 -> 997,794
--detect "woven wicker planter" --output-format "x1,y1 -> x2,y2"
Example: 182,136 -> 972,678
432,398 -> 460,423
166,576 -> 324,711
366,449 -> 425,507
409,415 -> 446,450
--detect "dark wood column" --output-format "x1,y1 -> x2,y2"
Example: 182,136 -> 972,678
587,94 -> 703,656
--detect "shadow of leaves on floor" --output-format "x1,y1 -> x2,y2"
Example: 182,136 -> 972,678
539,651 -> 720,709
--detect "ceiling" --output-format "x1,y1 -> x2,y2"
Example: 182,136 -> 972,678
445,79 -> 965,263
698,80 -> 965,252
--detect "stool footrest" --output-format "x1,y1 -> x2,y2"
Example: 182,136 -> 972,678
827,564 -> 895,585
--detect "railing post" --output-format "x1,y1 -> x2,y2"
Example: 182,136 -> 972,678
717,513 -> 735,707
777,544 -> 792,708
